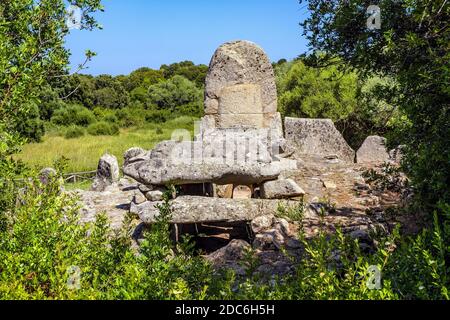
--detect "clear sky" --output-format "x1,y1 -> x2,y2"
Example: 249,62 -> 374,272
66,0 -> 310,76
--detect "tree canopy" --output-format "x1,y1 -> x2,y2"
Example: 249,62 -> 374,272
301,0 -> 450,208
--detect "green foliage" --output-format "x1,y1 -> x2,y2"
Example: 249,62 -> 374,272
92,75 -> 130,109
51,105 -> 96,127
64,126 -> 85,139
115,107 -> 145,128
276,202 -> 305,223
147,75 -> 203,114
276,59 -> 358,121
0,162 -> 448,299
383,213 -> 449,299
122,67 -> 164,92
301,0 -> 450,209
14,102 -> 45,143
160,61 -> 208,87
336,76 -> 407,148
87,121 -> 119,136
145,110 -> 171,123
363,163 -> 408,193
0,0 -> 103,147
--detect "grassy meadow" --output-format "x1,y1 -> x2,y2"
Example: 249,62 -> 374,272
15,116 -> 196,173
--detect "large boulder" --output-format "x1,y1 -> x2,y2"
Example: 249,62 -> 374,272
91,153 -> 120,192
201,40 -> 283,148
123,138 -> 283,186
284,118 -> 355,163
123,147 -> 146,166
261,178 -> 305,199
205,40 -> 277,116
356,136 -> 389,165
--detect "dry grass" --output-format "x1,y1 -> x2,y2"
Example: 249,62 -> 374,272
15,117 -> 196,173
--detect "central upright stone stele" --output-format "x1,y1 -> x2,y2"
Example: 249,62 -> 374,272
201,40 -> 282,136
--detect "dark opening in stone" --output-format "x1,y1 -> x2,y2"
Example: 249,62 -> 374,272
169,221 -> 253,254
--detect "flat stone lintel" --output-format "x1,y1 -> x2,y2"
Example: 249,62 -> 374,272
132,196 -> 301,224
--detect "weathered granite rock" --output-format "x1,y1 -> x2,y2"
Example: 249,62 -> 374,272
202,40 -> 283,144
389,145 -> 406,164
124,147 -> 146,166
145,188 -> 165,201
251,215 -> 275,233
123,140 -> 282,186
39,167 -> 57,185
205,239 -> 251,276
205,40 -> 277,116
215,184 -> 234,198
196,128 -> 273,163
91,153 -> 120,192
356,136 -> 389,165
135,196 -> 293,224
284,118 -> 355,163
232,185 -> 252,199
138,184 -> 153,193
261,178 -> 305,199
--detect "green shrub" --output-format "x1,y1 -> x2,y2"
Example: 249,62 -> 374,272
115,107 -> 144,128
0,160 -> 448,299
87,121 -> 120,136
145,110 -> 171,123
65,126 -> 85,139
51,105 -> 96,127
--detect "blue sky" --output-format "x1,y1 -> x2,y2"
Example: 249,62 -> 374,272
66,0 -> 310,76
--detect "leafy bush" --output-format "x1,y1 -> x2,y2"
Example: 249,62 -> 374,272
145,110 -> 171,123
65,126 -> 85,139
14,102 -> 45,143
147,75 -> 202,112
115,107 -> 145,128
0,161 -> 448,299
51,105 -> 96,127
87,122 -> 120,136
276,60 -> 357,121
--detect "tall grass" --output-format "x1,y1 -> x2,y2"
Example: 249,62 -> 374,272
15,117 -> 196,173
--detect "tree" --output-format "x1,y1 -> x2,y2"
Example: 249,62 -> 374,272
160,61 -> 208,87
91,75 -> 129,109
147,75 -> 203,115
276,59 -> 358,121
0,0 -> 103,153
122,67 -> 164,92
0,0 -> 103,227
301,0 -> 450,208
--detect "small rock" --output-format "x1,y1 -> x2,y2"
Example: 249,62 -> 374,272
138,184 -> 154,193
91,153 -> 120,192
261,178 -> 305,199
285,237 -> 302,249
349,229 -> 370,242
216,184 -> 234,198
124,147 -> 146,166
39,167 -> 57,185
253,229 -> 285,250
273,218 -> 290,236
389,145 -> 405,164
145,188 -> 165,201
233,185 -> 253,199
356,136 -> 390,165
322,180 -> 337,190
251,215 -> 275,233
132,191 -> 147,205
